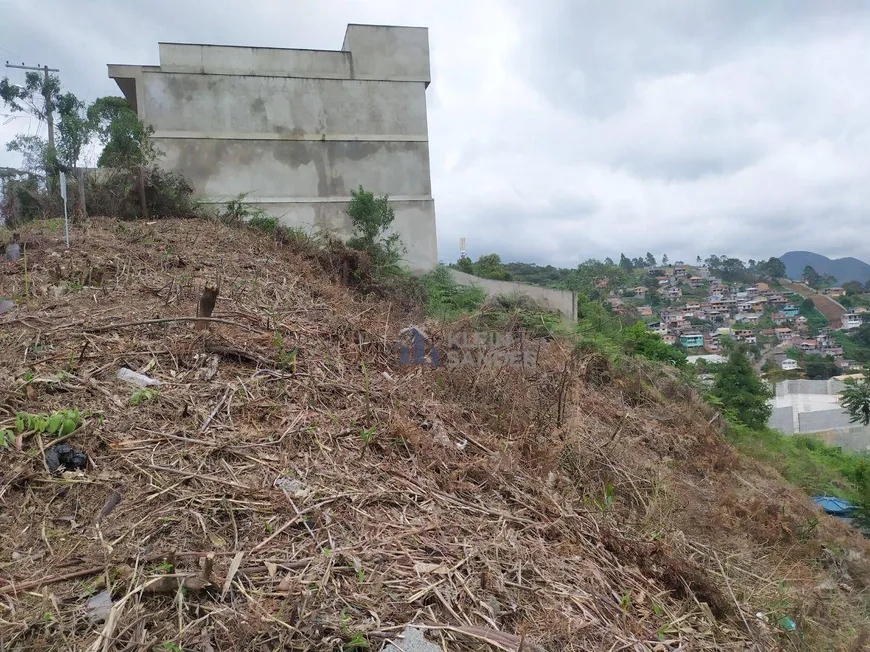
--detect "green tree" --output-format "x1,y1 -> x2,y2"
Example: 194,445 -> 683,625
661,254 -> 669,266
645,253 -> 656,267
604,257 -> 614,266
54,92 -> 91,173
1,71 -> 62,179
345,186 -> 404,268
696,255 -> 702,265
843,281 -> 865,296
5,134 -> 48,174
474,253 -> 511,281
2,73 -> 94,182
718,257 -> 750,283
87,96 -> 156,168
623,322 -> 687,367
802,265 -> 822,289
567,259 -> 627,295
619,253 -> 633,271
710,344 -> 773,428
756,257 -> 785,279
840,379 -> 870,426
455,256 -> 474,274
804,354 -> 838,380
88,95 -> 161,218
853,323 -> 870,347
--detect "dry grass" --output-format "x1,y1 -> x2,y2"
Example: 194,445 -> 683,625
0,217 -> 868,651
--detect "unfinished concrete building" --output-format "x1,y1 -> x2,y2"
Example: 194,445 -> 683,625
108,24 -> 437,271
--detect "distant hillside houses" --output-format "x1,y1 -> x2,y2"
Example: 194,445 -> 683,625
592,260 -> 870,371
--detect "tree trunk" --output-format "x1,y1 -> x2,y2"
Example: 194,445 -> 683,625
75,167 -> 87,221
137,166 -> 149,219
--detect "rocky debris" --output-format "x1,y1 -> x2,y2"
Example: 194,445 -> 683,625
44,443 -> 88,473
383,627 -> 440,652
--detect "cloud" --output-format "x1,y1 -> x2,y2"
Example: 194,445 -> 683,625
2,1 -> 869,266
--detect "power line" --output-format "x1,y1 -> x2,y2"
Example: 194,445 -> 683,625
0,45 -> 22,59
4,61 -> 60,153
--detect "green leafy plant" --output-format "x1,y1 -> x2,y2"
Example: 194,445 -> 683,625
130,388 -> 159,405
346,185 -> 404,269
15,409 -> 81,436
272,332 -> 298,372
342,633 -> 370,651
594,482 -> 616,511
0,429 -> 15,448
220,192 -> 270,226
840,379 -> 870,426
249,213 -> 279,235
420,265 -> 486,320
359,426 -> 376,458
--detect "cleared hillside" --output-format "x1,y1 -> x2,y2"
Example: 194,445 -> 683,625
782,280 -> 846,325
1,218 -> 870,651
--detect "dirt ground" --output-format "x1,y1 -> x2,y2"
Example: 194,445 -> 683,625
1,218 -> 869,651
781,280 -> 846,324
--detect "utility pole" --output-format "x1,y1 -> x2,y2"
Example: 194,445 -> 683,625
4,62 -> 60,153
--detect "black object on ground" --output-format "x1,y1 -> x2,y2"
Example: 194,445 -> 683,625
45,444 -> 88,472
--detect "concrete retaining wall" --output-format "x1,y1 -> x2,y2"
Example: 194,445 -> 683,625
448,269 -> 577,321
798,408 -> 854,432
108,24 -> 437,272
803,426 -> 870,453
769,406 -> 795,434
775,379 -> 846,397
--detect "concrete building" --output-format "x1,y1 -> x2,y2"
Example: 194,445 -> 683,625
841,312 -> 864,330
108,24 -> 438,271
769,379 -> 870,452
680,332 -> 704,348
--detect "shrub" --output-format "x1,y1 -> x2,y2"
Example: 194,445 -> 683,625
623,321 -> 687,367
249,214 -> 279,235
420,265 -> 486,320
84,166 -> 198,219
345,186 -> 404,270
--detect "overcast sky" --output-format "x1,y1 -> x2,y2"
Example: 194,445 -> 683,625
2,0 -> 869,266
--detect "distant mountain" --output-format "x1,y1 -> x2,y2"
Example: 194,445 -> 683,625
780,251 -> 870,284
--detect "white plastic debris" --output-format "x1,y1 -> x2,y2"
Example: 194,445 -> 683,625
117,368 -> 163,388
86,590 -> 113,623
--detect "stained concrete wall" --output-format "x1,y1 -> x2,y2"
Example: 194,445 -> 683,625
808,426 -> 870,453
448,269 -> 577,321
108,24 -> 437,272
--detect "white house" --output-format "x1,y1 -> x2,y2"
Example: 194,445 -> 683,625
782,359 -> 798,371
841,313 -> 863,330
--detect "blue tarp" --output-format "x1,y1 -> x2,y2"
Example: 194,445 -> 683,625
812,496 -> 857,517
